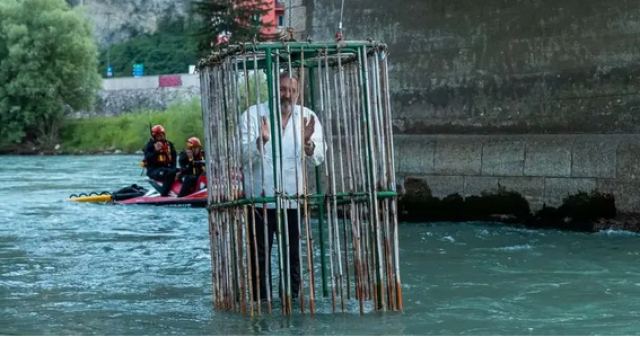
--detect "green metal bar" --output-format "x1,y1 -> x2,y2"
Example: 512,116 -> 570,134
200,42 -> 387,70
264,48 -> 281,310
227,60 -> 351,73
308,67 -> 328,297
266,48 -> 289,314
358,45 -> 385,310
308,63 -> 317,111
208,191 -> 397,210
243,41 -> 384,51
265,49 -> 278,194
209,196 -> 277,209
202,41 -> 381,57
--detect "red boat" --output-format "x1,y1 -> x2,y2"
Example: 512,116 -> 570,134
116,175 -> 208,207
69,176 -> 208,207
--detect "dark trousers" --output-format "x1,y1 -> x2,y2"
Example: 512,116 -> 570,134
147,168 -> 176,196
248,208 -> 300,301
178,174 -> 199,197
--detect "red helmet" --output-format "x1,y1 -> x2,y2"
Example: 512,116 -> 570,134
186,137 -> 202,149
151,125 -> 165,137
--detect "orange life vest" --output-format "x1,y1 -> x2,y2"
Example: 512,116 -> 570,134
156,141 -> 172,165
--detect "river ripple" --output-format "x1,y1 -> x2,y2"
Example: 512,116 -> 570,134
2,155 -> 640,334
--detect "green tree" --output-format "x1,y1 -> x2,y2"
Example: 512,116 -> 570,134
98,17 -> 200,78
238,71 -> 268,113
191,0 -> 274,54
0,0 -> 100,151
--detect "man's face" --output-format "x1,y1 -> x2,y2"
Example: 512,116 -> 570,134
154,134 -> 166,142
280,76 -> 298,111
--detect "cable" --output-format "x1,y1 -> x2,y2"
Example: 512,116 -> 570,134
288,0 -> 292,29
337,0 -> 345,41
339,0 -> 345,31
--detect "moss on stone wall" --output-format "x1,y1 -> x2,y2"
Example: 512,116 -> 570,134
528,192 -> 617,232
400,184 -> 530,223
399,178 -> 618,232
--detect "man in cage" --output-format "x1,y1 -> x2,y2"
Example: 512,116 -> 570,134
240,72 -> 325,301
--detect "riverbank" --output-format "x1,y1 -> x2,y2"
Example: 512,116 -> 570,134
6,106 -> 640,233
61,99 -> 203,154
0,99 -> 203,155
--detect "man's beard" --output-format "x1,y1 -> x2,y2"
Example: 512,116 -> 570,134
281,99 -> 292,114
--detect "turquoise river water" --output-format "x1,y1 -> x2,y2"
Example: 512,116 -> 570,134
2,155 -> 640,335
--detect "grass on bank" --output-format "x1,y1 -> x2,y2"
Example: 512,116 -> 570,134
60,99 -> 203,154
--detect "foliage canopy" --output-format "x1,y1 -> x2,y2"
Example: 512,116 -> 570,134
60,99 -> 203,154
0,0 -> 100,150
97,0 -> 277,77
191,0 -> 274,54
0,0 -> 278,151
98,17 -> 200,78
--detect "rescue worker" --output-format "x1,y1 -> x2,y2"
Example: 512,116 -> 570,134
177,136 -> 205,197
143,124 -> 177,196
241,73 -> 325,300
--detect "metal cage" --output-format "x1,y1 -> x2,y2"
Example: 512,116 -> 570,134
198,41 -> 402,315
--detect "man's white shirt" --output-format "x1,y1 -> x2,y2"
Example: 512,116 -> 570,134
240,102 -> 325,208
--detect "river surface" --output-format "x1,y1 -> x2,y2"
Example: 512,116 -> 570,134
2,155 -> 640,335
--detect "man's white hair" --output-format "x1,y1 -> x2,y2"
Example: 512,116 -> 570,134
279,71 -> 299,82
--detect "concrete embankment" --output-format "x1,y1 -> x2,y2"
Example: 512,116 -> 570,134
80,1 -> 640,229
308,0 -> 640,228
395,134 -> 640,215
75,73 -> 200,117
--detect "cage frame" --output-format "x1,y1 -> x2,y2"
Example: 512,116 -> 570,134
199,40 -> 402,315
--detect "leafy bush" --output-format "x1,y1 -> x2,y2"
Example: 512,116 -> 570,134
60,99 -> 203,153
191,0 -> 273,54
531,191 -> 616,231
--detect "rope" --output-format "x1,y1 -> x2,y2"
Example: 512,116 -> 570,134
339,0 -> 345,31
337,0 -> 345,41
288,0 -> 292,29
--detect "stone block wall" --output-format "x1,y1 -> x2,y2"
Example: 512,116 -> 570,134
395,134 -> 640,213
307,0 -> 640,134
75,74 -> 200,117
307,0 -> 640,215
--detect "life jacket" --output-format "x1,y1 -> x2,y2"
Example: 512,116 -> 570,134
182,151 -> 205,176
141,140 -> 172,168
156,141 -> 172,165
192,152 -> 205,175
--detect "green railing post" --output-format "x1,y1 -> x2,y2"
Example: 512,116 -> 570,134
309,68 -> 329,297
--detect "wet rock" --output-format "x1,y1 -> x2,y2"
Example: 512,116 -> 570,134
399,186 -> 530,223
528,192 -> 616,232
399,178 -> 629,232
593,214 -> 640,232
402,176 -> 432,199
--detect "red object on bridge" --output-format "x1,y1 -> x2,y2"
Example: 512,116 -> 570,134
275,1 -> 284,15
254,0 -> 281,39
222,1 -> 284,41
159,75 -> 182,87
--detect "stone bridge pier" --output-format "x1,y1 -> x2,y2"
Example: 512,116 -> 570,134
307,0 -> 640,214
